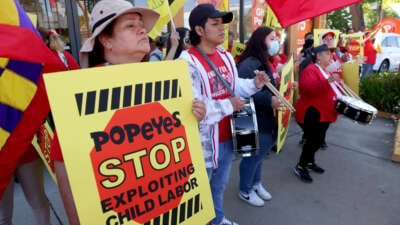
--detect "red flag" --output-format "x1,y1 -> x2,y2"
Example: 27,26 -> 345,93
0,0 -> 63,198
265,0 -> 363,28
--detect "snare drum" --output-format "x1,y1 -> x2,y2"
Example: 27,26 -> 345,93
336,95 -> 378,124
230,98 -> 259,157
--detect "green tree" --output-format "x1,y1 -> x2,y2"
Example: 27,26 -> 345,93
327,8 -> 352,32
327,0 -> 399,32
363,0 -> 398,29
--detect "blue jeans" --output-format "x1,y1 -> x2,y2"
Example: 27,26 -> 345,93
239,132 -> 275,193
362,63 -> 374,79
206,140 -> 234,224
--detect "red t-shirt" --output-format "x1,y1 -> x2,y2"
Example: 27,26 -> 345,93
295,64 -> 339,124
189,47 -> 233,142
364,39 -> 377,64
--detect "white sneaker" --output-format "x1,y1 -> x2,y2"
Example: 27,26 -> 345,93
218,217 -> 239,225
238,190 -> 264,207
253,183 -> 272,201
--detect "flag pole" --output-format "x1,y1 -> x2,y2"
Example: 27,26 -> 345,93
166,0 -> 176,31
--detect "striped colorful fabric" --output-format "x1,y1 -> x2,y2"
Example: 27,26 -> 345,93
0,58 -> 43,149
0,0 -> 40,35
0,0 -> 63,198
0,0 -> 48,151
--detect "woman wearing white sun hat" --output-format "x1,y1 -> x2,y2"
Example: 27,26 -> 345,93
50,1 -> 206,224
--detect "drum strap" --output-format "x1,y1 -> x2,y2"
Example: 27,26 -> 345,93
194,47 -> 236,97
315,64 -> 342,97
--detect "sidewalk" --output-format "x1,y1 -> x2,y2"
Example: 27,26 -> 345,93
11,116 -> 400,225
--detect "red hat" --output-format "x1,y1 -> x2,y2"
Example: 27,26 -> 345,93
321,31 -> 335,40
319,31 -> 336,46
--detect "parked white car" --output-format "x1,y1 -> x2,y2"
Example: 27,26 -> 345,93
373,33 -> 400,72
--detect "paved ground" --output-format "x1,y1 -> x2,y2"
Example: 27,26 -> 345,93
11,116 -> 400,225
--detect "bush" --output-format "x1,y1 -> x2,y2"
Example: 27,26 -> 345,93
360,72 -> 400,114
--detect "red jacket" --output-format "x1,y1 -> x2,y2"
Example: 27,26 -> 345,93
295,64 -> 339,124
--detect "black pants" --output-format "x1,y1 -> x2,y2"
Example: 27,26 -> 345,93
298,107 -> 330,167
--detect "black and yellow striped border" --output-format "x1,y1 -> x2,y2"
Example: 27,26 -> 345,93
143,194 -> 203,225
74,79 -> 182,116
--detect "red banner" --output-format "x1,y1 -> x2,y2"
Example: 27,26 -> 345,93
368,17 -> 400,34
297,19 -> 313,50
252,0 -> 265,31
265,0 -> 362,28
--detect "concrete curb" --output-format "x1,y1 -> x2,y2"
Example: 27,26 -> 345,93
378,111 -> 400,120
392,120 -> 400,163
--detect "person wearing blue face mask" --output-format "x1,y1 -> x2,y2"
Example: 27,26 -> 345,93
236,26 -> 285,207
270,30 -> 289,86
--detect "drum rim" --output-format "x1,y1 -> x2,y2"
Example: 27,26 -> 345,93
337,96 -> 378,114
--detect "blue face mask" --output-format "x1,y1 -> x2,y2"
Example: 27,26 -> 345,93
268,40 -> 280,56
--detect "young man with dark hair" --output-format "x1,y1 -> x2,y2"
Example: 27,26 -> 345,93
180,4 -> 269,225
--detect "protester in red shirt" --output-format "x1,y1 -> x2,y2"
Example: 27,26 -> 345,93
294,44 -> 340,183
180,4 -> 269,224
310,31 -> 347,150
362,31 -> 378,78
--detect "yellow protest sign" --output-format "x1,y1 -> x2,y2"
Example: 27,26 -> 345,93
31,120 -> 57,182
264,4 -> 280,28
43,61 -> 214,225
230,41 -> 246,58
221,0 -> 230,50
342,63 -> 360,95
313,29 -> 340,47
277,57 -> 294,153
148,0 -> 187,39
343,33 -> 364,60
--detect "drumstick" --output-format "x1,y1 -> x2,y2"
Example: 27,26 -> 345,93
254,70 -> 295,112
341,84 -> 357,98
264,77 -> 296,112
265,82 -> 296,112
337,81 -> 360,99
335,82 -> 352,97
341,82 -> 361,99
